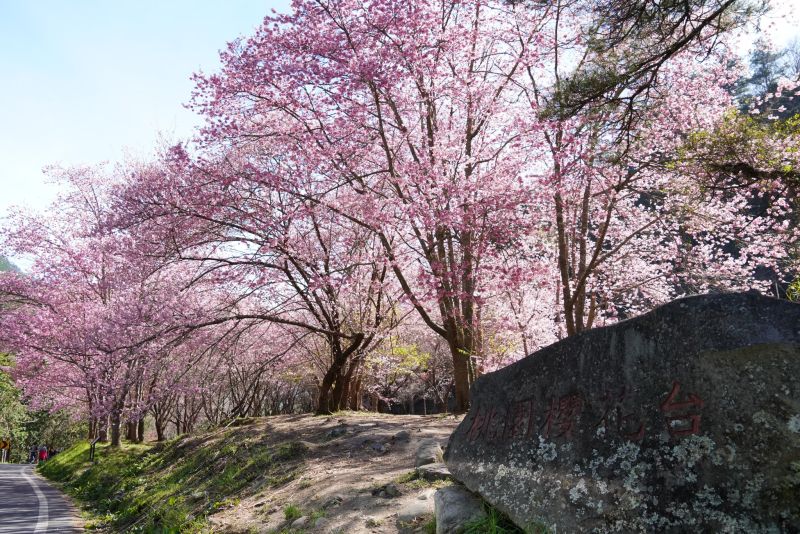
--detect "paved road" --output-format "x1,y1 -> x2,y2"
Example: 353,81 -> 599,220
0,464 -> 79,533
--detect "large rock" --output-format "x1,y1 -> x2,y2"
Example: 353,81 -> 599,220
445,293 -> 800,533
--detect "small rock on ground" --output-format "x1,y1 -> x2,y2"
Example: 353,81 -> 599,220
291,515 -> 311,529
326,426 -> 348,438
418,489 -> 435,500
371,482 -> 402,498
416,462 -> 452,481
433,485 -> 487,534
394,430 -> 412,441
322,495 -> 344,509
414,438 -> 444,467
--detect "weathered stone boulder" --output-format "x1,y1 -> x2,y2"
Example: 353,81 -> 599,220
445,293 -> 800,533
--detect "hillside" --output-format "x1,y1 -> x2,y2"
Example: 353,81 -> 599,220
40,413 -> 464,533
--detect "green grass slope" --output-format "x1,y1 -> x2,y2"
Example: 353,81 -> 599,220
39,427 -> 306,533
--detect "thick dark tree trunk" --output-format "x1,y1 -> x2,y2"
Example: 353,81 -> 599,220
155,419 -> 165,442
316,334 -> 365,414
450,341 -> 472,413
317,367 -> 338,415
137,418 -> 145,443
334,354 -> 363,411
110,412 -> 121,448
125,421 -> 137,441
330,371 -> 348,412
349,376 -> 362,410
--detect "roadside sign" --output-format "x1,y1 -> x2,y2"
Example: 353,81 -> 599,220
0,439 -> 9,450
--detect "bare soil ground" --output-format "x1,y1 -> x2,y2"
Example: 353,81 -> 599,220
208,412 -> 462,533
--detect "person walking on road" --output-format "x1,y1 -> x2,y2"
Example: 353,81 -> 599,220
38,445 -> 48,463
28,445 -> 38,464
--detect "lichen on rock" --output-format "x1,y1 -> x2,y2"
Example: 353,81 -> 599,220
445,293 -> 800,533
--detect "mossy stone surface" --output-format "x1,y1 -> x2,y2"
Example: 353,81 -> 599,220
446,293 -> 800,533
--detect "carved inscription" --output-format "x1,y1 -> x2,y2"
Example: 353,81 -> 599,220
467,380 -> 704,444
660,381 -> 704,437
596,387 -> 645,441
541,394 -> 583,439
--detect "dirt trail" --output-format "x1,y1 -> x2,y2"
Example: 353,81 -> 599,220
209,412 -> 462,533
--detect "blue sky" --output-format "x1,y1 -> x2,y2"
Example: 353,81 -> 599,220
0,0 -> 796,222
0,0 -> 290,217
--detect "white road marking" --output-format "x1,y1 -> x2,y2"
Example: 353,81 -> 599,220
21,467 -> 50,533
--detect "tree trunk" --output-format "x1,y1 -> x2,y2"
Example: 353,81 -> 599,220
137,418 -> 145,443
316,334 -> 365,414
110,412 -> 121,448
317,366 -> 339,414
349,376 -> 362,410
331,371 -> 349,412
450,341 -> 471,413
125,421 -> 137,441
155,418 -> 165,442
88,416 -> 97,440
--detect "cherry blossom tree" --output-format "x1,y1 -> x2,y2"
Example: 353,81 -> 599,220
191,0 -> 556,411
0,165 -> 218,445
189,0 -> 783,410
116,151 -> 401,414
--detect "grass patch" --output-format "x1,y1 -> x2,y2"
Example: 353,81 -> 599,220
282,503 -> 325,525
394,470 -> 453,490
284,503 -> 302,521
39,433 -> 307,533
396,471 -> 418,483
308,508 -> 326,522
464,503 -> 540,534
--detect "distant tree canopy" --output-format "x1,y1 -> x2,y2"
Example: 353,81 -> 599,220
737,39 -> 800,118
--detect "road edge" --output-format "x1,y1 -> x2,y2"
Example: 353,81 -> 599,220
32,466 -> 85,532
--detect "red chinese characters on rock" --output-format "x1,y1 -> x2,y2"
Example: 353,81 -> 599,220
660,381 -> 704,437
503,397 -> 535,440
541,394 -> 584,439
466,393 -> 585,443
467,401 -> 533,443
466,405 -> 497,442
465,381 -> 704,445
596,388 -> 645,441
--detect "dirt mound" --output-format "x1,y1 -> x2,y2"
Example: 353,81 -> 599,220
208,412 -> 461,533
